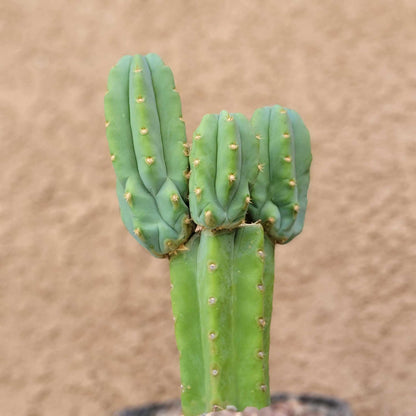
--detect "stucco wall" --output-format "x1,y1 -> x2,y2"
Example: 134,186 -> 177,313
1,1 -> 415,415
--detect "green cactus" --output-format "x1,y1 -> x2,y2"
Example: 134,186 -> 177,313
170,224 -> 275,414
248,105 -> 312,244
188,111 -> 259,229
104,53 -> 311,415
104,54 -> 193,257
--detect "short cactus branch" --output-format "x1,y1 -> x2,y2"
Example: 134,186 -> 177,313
104,53 -> 311,416
188,111 -> 259,229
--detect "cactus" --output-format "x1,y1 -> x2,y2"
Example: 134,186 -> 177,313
104,54 -> 311,415
104,54 -> 193,257
248,105 -> 312,244
170,224 -> 275,414
188,111 -> 259,229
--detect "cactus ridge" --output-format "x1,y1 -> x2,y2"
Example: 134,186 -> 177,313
105,54 -> 192,256
170,224 -> 274,415
189,111 -> 259,229
248,105 -> 312,244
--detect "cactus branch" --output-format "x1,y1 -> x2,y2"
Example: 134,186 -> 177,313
248,105 -> 312,244
104,54 -> 193,256
189,111 -> 259,229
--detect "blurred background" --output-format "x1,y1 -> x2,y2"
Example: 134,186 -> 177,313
1,1 -> 415,415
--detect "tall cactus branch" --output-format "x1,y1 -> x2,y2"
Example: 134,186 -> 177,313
104,54 -> 193,257
170,224 -> 275,414
104,53 -> 312,416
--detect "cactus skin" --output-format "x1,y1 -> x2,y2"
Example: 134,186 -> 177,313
188,111 -> 259,229
170,224 -> 275,415
105,54 -> 312,416
248,105 -> 312,244
104,54 -> 193,256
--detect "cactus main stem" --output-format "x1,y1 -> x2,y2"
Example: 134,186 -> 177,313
169,224 -> 275,415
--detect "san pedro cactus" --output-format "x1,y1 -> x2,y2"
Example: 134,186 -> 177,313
104,53 -> 312,415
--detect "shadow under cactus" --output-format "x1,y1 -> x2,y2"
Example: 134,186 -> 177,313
114,393 -> 354,416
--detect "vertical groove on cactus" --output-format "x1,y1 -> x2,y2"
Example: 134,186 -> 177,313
170,224 -> 273,415
129,54 -> 167,195
215,112 -> 240,210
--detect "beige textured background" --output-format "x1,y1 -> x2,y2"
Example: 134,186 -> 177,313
1,1 -> 415,415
